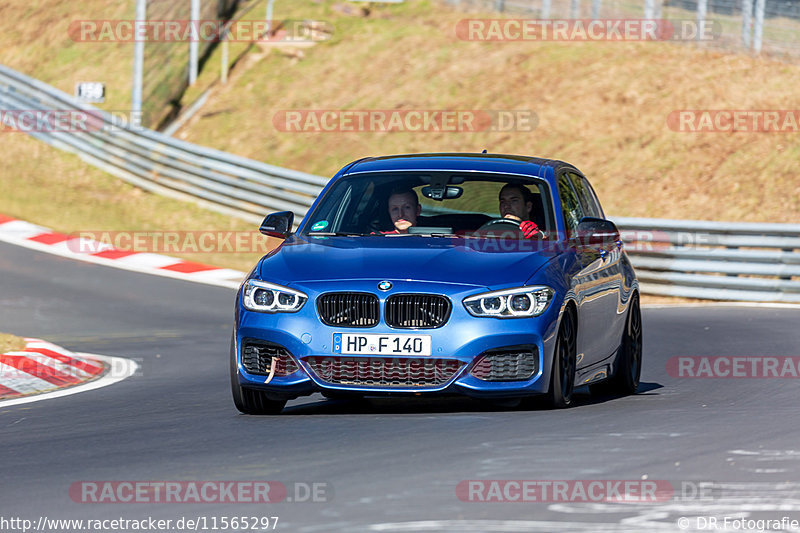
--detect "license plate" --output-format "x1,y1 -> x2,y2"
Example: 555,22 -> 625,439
333,333 -> 432,356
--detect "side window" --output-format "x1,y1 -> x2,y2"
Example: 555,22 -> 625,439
568,172 -> 603,219
558,174 -> 583,233
583,178 -> 605,218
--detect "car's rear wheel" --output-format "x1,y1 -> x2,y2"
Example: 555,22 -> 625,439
230,335 -> 287,415
546,308 -> 577,409
590,293 -> 642,397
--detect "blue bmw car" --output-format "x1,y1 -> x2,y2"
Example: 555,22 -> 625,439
231,153 -> 642,414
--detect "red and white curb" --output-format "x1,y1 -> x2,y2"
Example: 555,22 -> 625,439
0,215 -> 245,289
0,338 -> 137,406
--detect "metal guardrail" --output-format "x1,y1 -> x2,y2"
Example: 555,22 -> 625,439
612,217 -> 800,302
0,64 -> 328,225
1,64 -> 798,302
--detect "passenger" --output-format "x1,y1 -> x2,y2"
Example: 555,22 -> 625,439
386,188 -> 421,234
498,183 -> 544,239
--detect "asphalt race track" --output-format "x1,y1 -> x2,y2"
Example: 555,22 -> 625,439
2,241 -> 800,532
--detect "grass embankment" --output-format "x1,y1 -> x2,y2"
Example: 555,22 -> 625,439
178,0 -> 800,223
0,333 -> 25,353
0,0 -> 136,110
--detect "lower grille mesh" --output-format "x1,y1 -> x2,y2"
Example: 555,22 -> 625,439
470,347 -> 538,381
242,341 -> 299,376
304,356 -> 463,387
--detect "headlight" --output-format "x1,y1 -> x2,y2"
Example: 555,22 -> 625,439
464,286 -> 554,318
242,279 -> 307,313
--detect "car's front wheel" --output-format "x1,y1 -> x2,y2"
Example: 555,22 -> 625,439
230,335 -> 287,415
590,293 -> 642,397
546,309 -> 577,408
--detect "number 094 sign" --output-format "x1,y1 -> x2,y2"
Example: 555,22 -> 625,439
75,82 -> 105,103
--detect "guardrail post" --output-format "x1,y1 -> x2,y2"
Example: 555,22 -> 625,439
741,0 -> 753,48
132,0 -> 147,128
696,0 -> 708,41
189,0 -> 201,85
644,0 -> 655,20
221,30 -> 230,84
753,0 -> 765,52
266,0 -> 276,36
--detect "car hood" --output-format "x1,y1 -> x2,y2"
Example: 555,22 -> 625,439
257,235 -> 561,289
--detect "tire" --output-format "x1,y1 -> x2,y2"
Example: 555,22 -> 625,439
230,335 -> 287,415
546,308 -> 577,409
590,293 -> 642,397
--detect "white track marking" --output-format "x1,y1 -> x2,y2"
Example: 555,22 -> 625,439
0,353 -> 138,407
1,352 -> 93,379
0,362 -> 59,393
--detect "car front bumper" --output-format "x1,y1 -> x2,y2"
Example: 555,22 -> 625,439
233,280 -> 563,400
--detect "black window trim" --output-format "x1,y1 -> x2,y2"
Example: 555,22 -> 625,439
556,168 -> 585,235
567,170 -> 605,220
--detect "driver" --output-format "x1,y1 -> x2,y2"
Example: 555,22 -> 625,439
498,183 -> 544,239
386,188 -> 421,234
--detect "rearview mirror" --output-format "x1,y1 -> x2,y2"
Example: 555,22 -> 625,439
421,185 -> 463,201
259,211 -> 294,239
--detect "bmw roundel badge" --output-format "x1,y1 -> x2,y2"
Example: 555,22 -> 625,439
378,281 -> 392,291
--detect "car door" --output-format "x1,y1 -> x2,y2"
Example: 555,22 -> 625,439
557,171 -> 598,370
567,171 -> 625,364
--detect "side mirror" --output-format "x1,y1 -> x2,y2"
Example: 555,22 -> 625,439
574,217 -> 620,248
259,211 -> 294,239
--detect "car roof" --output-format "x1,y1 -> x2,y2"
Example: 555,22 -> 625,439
341,153 -> 571,178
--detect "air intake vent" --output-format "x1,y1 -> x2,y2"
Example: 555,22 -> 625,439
241,341 -> 299,376
385,294 -> 451,329
470,346 -> 538,381
317,292 -> 380,327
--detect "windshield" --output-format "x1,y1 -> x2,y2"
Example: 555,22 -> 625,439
301,171 -> 555,238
